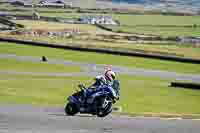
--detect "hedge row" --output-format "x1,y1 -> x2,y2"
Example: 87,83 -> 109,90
171,82 -> 200,90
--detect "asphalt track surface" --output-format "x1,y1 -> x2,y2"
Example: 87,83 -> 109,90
0,104 -> 200,133
0,54 -> 200,82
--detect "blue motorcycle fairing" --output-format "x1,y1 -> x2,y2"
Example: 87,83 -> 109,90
83,88 -> 94,97
89,85 -> 117,99
68,95 -> 80,104
68,85 -> 117,104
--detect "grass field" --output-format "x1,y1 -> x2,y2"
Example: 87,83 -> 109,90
0,74 -> 87,105
8,19 -> 200,61
0,58 -> 81,73
112,14 -> 200,26
29,13 -> 200,26
1,3 -> 200,26
0,73 -> 200,114
119,75 -> 200,114
96,14 -> 200,37
2,33 -> 200,59
14,20 -> 109,34
107,25 -> 200,37
0,41 -> 200,114
1,42 -> 200,74
2,3 -> 200,37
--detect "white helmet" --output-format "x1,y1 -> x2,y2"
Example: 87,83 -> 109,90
105,69 -> 116,82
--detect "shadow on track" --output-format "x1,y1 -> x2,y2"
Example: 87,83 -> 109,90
48,113 -> 95,118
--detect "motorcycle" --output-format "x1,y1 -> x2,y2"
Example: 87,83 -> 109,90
64,80 -> 120,117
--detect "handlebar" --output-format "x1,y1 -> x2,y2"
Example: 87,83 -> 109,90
78,84 -> 86,90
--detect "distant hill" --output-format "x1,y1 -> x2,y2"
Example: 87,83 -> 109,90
112,0 -> 200,11
1,0 -> 200,13
112,0 -> 200,5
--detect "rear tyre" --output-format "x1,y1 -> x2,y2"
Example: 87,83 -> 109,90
65,103 -> 79,116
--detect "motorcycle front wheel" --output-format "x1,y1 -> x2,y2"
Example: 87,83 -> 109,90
97,97 -> 113,117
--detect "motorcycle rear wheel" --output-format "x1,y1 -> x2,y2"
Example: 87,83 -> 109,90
65,103 -> 79,116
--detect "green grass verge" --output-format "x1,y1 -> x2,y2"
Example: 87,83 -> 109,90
0,73 -> 200,114
0,73 -> 88,105
0,30 -> 200,59
0,42 -> 200,74
118,75 -> 200,114
8,20 -> 200,59
112,14 -> 200,26
4,34 -> 200,59
107,25 -> 200,37
0,58 -> 81,73
101,14 -> 200,37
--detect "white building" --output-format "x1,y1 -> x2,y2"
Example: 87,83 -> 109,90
79,15 -> 119,25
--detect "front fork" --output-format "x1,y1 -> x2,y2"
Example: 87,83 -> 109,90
102,96 -> 112,108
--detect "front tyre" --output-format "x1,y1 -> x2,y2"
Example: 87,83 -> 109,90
97,97 -> 113,117
65,103 -> 79,116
